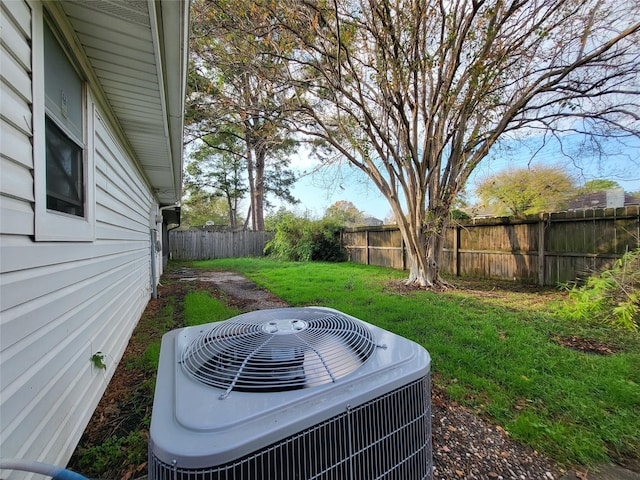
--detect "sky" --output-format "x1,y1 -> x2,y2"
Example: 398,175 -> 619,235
276,134 -> 640,219
284,162 -> 392,219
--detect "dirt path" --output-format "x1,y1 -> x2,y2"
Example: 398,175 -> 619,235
173,268 -> 289,310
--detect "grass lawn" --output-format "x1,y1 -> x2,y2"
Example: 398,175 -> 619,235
191,258 -> 640,468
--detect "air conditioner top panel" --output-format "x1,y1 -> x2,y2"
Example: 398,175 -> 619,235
179,307 -> 378,393
150,307 -> 431,467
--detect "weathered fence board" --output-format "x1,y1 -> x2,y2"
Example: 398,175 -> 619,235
169,230 -> 273,260
343,206 -> 640,285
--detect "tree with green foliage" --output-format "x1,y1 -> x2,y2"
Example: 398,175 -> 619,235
245,0 -> 640,287
187,0 -> 299,230
581,179 -> 621,192
181,193 -> 231,228
184,132 -> 247,228
324,200 -> 365,227
476,166 -> 576,216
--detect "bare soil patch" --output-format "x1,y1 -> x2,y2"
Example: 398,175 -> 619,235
554,335 -> 622,356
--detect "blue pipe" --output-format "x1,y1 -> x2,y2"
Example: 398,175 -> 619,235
0,459 -> 89,480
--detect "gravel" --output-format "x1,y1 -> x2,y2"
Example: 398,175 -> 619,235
431,394 -> 562,480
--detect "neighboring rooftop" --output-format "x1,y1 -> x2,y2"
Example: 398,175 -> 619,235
567,187 -> 640,211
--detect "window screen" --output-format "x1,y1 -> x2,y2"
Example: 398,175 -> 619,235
43,21 -> 84,217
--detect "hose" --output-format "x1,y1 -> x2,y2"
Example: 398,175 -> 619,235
0,459 -> 88,480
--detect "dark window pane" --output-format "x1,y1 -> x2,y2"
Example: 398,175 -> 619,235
46,116 -> 84,217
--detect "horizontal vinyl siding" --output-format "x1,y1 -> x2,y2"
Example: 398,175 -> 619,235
0,0 -> 34,239
0,118 -> 33,168
1,262 -> 148,452
1,43 -> 32,109
0,157 -> 34,201
0,2 -> 157,471
0,1 -> 31,71
1,76 -> 32,129
0,196 -> 33,235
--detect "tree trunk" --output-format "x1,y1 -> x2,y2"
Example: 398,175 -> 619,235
246,148 -> 257,230
243,205 -> 251,230
398,210 -> 449,289
226,195 -> 236,229
253,147 -> 266,231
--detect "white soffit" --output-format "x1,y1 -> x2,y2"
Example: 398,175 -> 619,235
59,0 -> 187,205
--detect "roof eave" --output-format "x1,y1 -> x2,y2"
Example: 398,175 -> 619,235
58,0 -> 189,206
149,0 -> 189,205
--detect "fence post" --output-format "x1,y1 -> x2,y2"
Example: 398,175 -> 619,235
335,209 -> 638,284
537,214 -> 546,285
451,225 -> 460,277
366,229 -> 371,265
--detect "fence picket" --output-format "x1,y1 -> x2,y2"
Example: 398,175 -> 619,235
169,207 -> 639,286
169,230 -> 273,261
343,207 -> 640,285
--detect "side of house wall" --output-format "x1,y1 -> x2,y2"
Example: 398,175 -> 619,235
0,0 -> 156,470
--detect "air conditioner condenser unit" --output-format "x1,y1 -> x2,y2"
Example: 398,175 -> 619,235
149,306 -> 432,479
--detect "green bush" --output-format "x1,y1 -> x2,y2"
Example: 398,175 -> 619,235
564,248 -> 639,330
265,211 -> 312,261
309,218 -> 348,261
265,211 -> 347,262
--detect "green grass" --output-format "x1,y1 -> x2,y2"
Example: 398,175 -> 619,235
126,289 -> 241,371
126,297 -> 177,373
183,290 -> 241,327
192,258 -> 640,467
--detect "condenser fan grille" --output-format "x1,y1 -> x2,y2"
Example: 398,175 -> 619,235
180,308 -> 377,396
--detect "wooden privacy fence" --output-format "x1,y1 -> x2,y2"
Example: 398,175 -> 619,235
169,230 -> 274,260
342,206 -> 640,285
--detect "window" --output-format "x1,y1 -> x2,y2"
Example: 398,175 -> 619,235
45,116 -> 84,216
44,21 -> 84,217
34,8 -> 94,241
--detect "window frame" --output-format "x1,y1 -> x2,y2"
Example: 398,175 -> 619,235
33,5 -> 95,242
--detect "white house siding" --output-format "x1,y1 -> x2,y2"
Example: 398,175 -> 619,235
1,0 -> 33,237
0,0 -> 160,473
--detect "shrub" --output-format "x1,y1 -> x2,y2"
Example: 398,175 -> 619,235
265,211 -> 347,262
564,248 -> 639,330
309,218 -> 348,261
264,211 -> 312,261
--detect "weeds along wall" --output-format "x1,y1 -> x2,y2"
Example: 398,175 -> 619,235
342,206 -> 640,286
